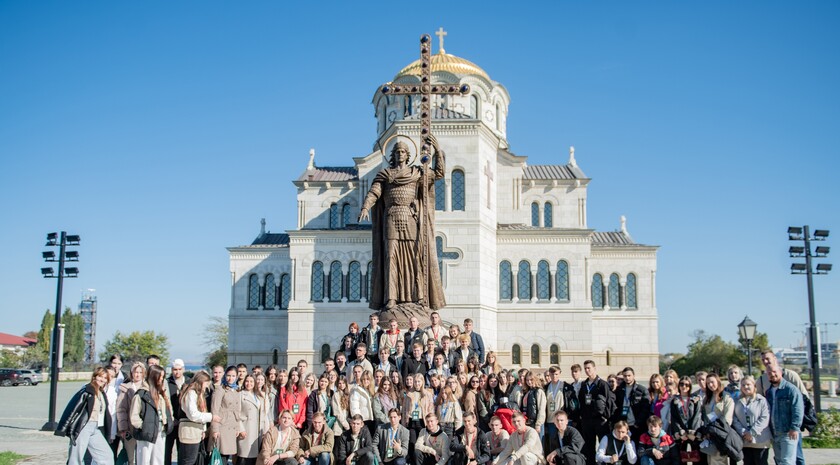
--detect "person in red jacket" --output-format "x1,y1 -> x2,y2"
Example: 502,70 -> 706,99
638,416 -> 677,465
278,368 -> 308,430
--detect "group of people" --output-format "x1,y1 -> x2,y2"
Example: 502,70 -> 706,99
55,313 -> 810,465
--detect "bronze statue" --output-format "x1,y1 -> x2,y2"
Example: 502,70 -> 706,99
359,135 -> 446,318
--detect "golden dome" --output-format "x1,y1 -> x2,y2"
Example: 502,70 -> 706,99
395,52 -> 490,81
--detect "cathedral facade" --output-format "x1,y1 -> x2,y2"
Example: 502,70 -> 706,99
227,43 -> 660,378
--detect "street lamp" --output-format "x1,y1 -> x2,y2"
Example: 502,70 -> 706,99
40,231 -> 80,431
738,316 -> 758,375
788,225 -> 831,413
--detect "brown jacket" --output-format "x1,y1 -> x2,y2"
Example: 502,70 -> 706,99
259,426 -> 301,465
298,427 -> 335,465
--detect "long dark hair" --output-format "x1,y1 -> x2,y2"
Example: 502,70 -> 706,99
146,365 -> 172,412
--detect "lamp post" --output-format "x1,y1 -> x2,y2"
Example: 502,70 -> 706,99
738,316 -> 757,375
40,231 -> 80,431
789,225 -> 831,413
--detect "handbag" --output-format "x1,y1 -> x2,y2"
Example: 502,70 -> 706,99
801,394 -> 817,432
325,404 -> 337,429
680,450 -> 701,463
116,448 -> 129,465
209,447 -> 224,465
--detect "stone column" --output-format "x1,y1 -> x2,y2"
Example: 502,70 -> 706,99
512,268 -> 519,303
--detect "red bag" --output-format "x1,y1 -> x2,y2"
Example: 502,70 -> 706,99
680,450 -> 701,463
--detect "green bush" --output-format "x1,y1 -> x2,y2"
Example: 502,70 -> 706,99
804,408 -> 840,449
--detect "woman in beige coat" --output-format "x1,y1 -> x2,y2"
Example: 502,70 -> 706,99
116,362 -> 145,465
238,375 -> 265,465
211,367 -> 243,461
331,377 -> 351,436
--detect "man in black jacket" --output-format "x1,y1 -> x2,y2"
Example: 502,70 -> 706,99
337,415 -> 376,465
578,360 -> 614,465
402,343 -> 428,380
165,359 -> 190,465
450,413 -> 491,465
545,411 -> 585,465
612,367 -> 649,443
359,314 -> 384,364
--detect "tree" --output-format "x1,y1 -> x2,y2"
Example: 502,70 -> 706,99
100,331 -> 170,366
23,331 -> 38,340
202,316 -> 228,369
671,330 -> 743,375
737,331 -> 770,376
62,308 -> 86,366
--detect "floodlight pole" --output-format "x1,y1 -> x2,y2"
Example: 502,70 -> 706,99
42,231 -> 66,432
802,225 -> 821,413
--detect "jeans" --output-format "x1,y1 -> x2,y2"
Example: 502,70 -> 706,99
383,457 -> 406,465
303,452 -> 331,465
772,434 -> 797,465
69,420 -> 115,465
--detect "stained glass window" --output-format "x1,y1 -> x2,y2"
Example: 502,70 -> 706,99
518,261 -> 532,301
531,202 -> 539,227
531,344 -> 540,365
555,260 -> 569,301
264,274 -> 276,309
608,273 -> 620,308
329,261 -> 343,301
499,261 -> 512,300
311,262 -> 324,301
544,202 -> 553,228
537,260 -> 550,300
248,274 -> 260,309
626,273 -> 637,309
321,344 -> 332,363
329,203 -> 339,229
348,261 -> 361,301
435,177 -> 445,211
550,344 -> 560,365
342,203 -> 352,227
452,170 -> 465,211
591,274 -> 603,308
280,273 -> 291,309
512,344 -> 521,365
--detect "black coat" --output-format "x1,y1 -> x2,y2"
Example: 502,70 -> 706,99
545,426 -> 585,463
612,382 -> 649,427
450,427 -> 491,465
55,384 -> 111,446
577,378 -> 615,424
167,375 -> 190,423
402,356 -> 427,380
562,384 -> 581,424
668,396 -> 701,436
699,415 -> 743,461
336,428 -> 375,464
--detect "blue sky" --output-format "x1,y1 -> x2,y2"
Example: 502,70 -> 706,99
1,2 -> 838,363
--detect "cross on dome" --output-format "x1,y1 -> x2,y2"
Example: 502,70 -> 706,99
435,27 -> 447,54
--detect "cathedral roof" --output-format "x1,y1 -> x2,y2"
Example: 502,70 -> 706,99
395,52 -> 490,81
523,164 -> 587,180
301,224 -> 373,231
404,107 -> 472,120
249,233 -> 290,247
297,166 -> 358,182
591,231 -> 635,246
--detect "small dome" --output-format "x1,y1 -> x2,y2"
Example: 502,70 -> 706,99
395,52 -> 490,81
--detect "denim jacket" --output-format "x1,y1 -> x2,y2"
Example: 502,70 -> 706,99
765,378 -> 803,436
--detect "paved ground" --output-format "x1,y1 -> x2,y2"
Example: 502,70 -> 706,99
0,383 -> 838,464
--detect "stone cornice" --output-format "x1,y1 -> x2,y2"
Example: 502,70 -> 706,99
228,248 -> 290,259
590,248 -> 658,259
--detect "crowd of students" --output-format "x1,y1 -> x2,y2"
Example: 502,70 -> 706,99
55,314 -> 811,465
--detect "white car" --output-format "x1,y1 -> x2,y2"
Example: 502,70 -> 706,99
16,370 -> 42,386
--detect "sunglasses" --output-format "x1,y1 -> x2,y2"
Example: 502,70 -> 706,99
679,383 -> 691,387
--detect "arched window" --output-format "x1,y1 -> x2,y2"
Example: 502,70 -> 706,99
537,260 -> 550,300
518,261 -> 532,301
626,273 -> 637,309
321,344 -> 332,363
367,262 -> 373,300
555,260 -> 569,301
591,273 -> 604,308
544,202 -> 553,228
499,261 -> 512,301
272,349 -> 279,365
329,261 -> 343,302
608,273 -> 620,308
342,203 -> 352,227
311,262 -> 324,301
378,101 -> 386,133
452,169 -> 466,211
606,350 -> 612,366
470,94 -> 479,118
405,95 -> 412,116
530,344 -> 540,365
531,202 -> 540,227
550,344 -> 560,365
329,203 -> 339,229
496,103 -> 502,131
280,273 -> 291,309
248,274 -> 260,309
348,261 -> 362,302
435,177 -> 445,211
511,344 -> 521,365
264,274 -> 276,309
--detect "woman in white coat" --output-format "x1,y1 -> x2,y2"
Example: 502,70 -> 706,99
349,371 -> 376,434
237,375 -> 265,465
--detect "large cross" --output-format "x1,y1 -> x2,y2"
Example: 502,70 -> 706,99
381,33 -> 470,161
435,27 -> 447,53
483,159 -> 494,209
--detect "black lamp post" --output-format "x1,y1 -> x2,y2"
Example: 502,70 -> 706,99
40,231 -> 80,431
738,316 -> 757,375
789,225 -> 830,413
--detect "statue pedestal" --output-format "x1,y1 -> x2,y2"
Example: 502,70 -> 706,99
377,302 -> 435,328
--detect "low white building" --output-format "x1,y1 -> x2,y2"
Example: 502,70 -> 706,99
227,40 -> 660,378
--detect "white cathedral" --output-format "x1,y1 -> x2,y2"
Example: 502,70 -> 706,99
227,35 -> 660,378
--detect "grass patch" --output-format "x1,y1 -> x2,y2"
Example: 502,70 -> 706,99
0,451 -> 28,465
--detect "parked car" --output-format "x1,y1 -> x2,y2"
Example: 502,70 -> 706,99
16,369 -> 42,386
0,368 -> 22,386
